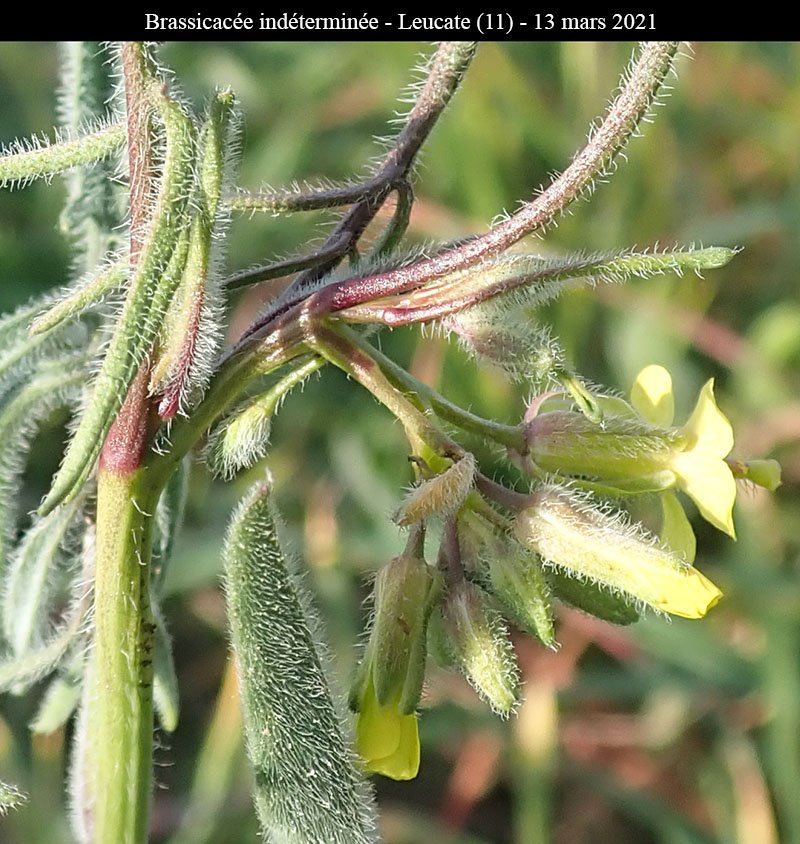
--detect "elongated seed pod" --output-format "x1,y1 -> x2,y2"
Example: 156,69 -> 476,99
152,91 -> 239,418
223,478 -> 377,844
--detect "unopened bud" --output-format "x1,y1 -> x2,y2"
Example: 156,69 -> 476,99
730,458 -> 782,492
354,553 -> 436,715
525,411 -> 677,491
484,547 -> 556,648
447,307 -> 567,387
514,485 -> 722,619
460,512 -> 555,647
395,453 -> 475,526
442,581 -> 520,716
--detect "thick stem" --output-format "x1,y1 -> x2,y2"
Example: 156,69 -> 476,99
85,468 -> 158,844
83,43 -> 159,844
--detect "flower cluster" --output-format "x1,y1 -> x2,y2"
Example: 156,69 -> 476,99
351,364 -> 780,781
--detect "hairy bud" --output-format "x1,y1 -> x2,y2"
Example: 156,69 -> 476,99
514,485 -> 722,619
394,453 -> 475,526
442,581 -> 520,716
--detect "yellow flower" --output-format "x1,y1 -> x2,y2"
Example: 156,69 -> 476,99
515,484 -> 723,620
355,669 -> 420,780
631,365 -> 736,558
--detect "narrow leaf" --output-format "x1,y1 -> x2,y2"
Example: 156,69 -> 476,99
30,663 -> 83,734
153,601 -> 179,733
2,493 -> 85,656
0,363 -> 86,573
0,122 -> 125,190
30,257 -> 129,336
58,41 -> 124,270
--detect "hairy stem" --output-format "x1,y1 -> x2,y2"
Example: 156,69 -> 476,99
361,334 -> 526,451
84,468 -> 158,844
307,321 -> 451,462
83,42 -> 158,844
310,42 -> 679,315
235,41 -> 477,344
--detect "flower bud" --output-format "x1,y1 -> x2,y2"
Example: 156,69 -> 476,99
733,458 -> 782,492
525,411 -> 678,491
368,554 -> 436,712
446,307 -> 567,387
460,511 -> 555,647
514,485 -> 722,619
394,453 -> 475,526
442,581 -> 520,716
351,552 -> 438,781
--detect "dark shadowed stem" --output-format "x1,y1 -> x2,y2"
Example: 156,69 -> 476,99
223,233 -> 351,291
236,41 -> 477,345
311,42 -> 679,315
439,518 -> 465,587
474,472 -> 530,513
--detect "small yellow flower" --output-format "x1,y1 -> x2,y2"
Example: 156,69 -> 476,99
355,670 -> 420,781
631,365 -> 737,554
515,485 -> 723,620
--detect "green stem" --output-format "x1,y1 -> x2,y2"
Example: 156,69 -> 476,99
307,321 -> 449,461
338,323 -> 526,452
86,467 -> 159,844
143,329 -> 307,490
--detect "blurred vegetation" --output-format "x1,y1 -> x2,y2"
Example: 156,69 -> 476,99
0,41 -> 799,844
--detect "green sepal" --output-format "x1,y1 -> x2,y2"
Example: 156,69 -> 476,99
369,553 -> 438,714
548,568 -> 640,625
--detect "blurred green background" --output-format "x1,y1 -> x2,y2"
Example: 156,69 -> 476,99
1,41 -> 799,844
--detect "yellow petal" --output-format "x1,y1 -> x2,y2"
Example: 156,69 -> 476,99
356,679 -> 420,780
672,452 -> 737,538
660,491 -> 697,563
631,365 -> 675,427
682,379 -> 734,458
652,566 -> 723,619
365,712 -> 420,781
356,680 -> 401,761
